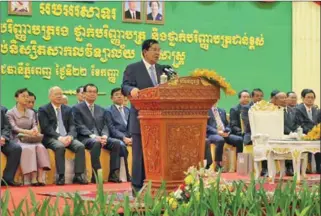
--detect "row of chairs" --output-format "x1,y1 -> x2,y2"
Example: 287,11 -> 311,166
0,147 -> 133,185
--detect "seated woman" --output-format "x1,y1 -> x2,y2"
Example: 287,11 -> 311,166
7,88 -> 50,186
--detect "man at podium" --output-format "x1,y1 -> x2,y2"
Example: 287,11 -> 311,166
121,39 -> 162,192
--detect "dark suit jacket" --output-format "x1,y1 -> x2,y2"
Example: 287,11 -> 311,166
72,101 -> 109,140
1,106 -> 8,114
284,106 -> 299,135
38,103 -> 77,144
229,104 -> 242,136
295,103 -> 319,134
206,108 -> 231,136
147,13 -> 162,21
240,104 -> 252,145
317,109 -> 321,124
125,10 -> 141,19
121,60 -> 163,134
106,105 -> 130,140
1,108 -> 11,141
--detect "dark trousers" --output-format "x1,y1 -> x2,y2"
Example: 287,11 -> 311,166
1,141 -> 22,181
45,138 -> 85,175
204,139 -> 213,168
314,153 -> 321,172
82,137 -> 121,173
207,134 -> 243,162
131,134 -> 145,189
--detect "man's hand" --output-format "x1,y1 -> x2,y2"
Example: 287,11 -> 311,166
218,131 -> 224,136
58,136 -> 70,147
222,132 -> 229,138
0,136 -> 6,146
130,88 -> 139,98
101,135 -> 107,146
123,137 -> 132,146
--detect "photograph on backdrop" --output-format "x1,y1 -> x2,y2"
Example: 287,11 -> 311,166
145,1 -> 164,25
122,1 -> 143,23
8,0 -> 32,16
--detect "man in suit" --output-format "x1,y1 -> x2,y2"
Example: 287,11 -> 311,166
122,39 -> 163,192
286,91 -> 298,108
207,101 -> 243,171
105,87 -> 131,181
76,86 -> 85,104
38,86 -> 88,185
1,107 -> 22,186
124,1 -> 141,20
251,88 -> 264,104
73,83 -> 124,183
272,91 -> 299,176
295,89 -> 320,173
230,90 -> 251,136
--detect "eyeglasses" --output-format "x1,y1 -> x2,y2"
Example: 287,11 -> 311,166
148,48 -> 161,52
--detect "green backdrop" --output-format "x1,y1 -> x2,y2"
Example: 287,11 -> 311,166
0,1 -> 292,110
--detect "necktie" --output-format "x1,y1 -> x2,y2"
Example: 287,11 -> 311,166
213,108 -> 225,131
149,65 -> 158,86
119,106 -> 127,125
56,108 -> 67,136
308,109 -> 313,121
133,12 -> 135,19
89,104 -> 94,117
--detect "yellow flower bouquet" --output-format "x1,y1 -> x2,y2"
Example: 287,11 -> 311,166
191,69 -> 236,96
303,124 -> 320,141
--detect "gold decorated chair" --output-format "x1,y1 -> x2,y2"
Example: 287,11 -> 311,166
46,149 -> 92,184
249,101 -> 307,183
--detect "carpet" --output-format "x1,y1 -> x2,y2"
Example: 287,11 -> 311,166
36,174 -> 320,202
37,188 -> 135,204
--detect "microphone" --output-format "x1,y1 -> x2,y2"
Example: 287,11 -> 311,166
162,65 -> 177,77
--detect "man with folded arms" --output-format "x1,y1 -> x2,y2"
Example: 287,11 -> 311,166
38,86 -> 88,185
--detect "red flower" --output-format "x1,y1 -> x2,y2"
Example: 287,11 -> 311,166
179,184 -> 186,191
185,193 -> 190,198
315,1 -> 321,6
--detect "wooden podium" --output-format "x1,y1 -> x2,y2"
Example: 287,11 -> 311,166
130,76 -> 220,191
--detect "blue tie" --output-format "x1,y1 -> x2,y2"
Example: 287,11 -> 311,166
149,65 -> 158,86
57,108 -> 67,136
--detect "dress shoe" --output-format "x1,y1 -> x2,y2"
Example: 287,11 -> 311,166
108,171 -> 121,183
1,179 -> 21,187
260,168 -> 268,177
73,175 -> 88,185
56,176 -> 65,185
286,168 -> 294,176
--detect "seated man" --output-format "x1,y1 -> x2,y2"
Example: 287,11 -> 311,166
1,107 -> 22,186
286,91 -> 298,108
230,90 -> 250,136
105,88 -> 131,181
272,91 -> 299,176
207,101 -> 243,171
38,86 -> 88,185
295,89 -> 320,174
73,83 -> 125,183
250,88 -> 264,105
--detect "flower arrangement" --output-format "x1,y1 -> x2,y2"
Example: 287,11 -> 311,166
165,165 -> 233,210
191,69 -> 236,96
303,123 -> 320,141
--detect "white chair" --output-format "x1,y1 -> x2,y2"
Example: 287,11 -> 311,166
249,101 -> 307,183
